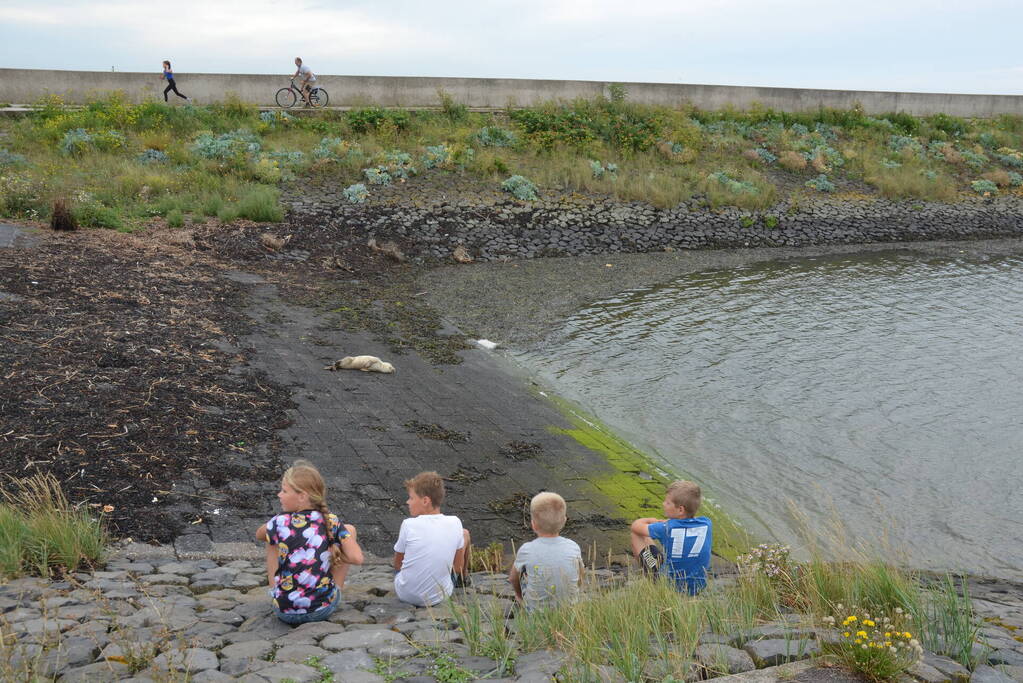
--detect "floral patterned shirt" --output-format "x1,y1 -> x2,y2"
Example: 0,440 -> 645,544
265,510 -> 349,614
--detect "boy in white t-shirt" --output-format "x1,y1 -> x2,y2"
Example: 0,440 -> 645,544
393,471 -> 472,606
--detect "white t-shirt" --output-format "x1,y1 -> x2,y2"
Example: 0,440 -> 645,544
393,514 -> 464,606
297,64 -> 316,82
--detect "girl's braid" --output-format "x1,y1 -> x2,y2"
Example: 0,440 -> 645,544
314,500 -> 345,566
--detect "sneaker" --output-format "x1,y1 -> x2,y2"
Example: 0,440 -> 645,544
638,545 -> 663,576
452,573 -> 472,589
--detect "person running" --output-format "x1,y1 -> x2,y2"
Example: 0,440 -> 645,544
161,60 -> 189,103
292,57 -> 317,105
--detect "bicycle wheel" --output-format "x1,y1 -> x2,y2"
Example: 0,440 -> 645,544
275,87 -> 297,108
309,88 -> 328,108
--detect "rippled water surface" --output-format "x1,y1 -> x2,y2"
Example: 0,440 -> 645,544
517,249 -> 1023,579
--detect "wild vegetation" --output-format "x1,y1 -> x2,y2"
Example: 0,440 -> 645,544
450,544 -> 979,683
0,473 -> 105,579
2,90 -> 1023,229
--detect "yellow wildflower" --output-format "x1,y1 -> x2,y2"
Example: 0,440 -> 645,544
885,632 -> 891,638
863,619 -> 875,627
843,632 -> 851,638
855,639 -> 862,644
903,631 -> 912,638
856,631 -> 867,638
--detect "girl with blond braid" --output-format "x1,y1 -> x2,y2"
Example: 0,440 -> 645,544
256,460 -> 364,624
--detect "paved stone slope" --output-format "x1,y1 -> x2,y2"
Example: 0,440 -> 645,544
170,272 -> 653,559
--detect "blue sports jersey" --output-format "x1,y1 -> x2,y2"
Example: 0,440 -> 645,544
647,516 -> 712,595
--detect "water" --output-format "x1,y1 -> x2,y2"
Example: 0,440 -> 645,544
516,249 -> 1023,579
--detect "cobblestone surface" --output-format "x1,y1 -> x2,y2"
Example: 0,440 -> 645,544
3,548 -> 1022,682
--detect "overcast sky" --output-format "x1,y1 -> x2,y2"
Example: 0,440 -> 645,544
2,0 -> 1022,95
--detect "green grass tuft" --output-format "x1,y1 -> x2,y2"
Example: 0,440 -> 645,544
0,473 -> 106,579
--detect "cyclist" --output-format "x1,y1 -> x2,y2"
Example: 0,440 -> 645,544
292,57 -> 317,105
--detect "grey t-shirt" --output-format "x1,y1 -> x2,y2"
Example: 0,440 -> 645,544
514,536 -> 582,611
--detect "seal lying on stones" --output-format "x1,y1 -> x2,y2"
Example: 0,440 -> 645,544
324,356 -> 395,374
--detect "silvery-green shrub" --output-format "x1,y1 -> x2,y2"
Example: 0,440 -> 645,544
268,149 -> 304,166
260,111 -> 294,127
382,150 -> 416,179
313,137 -> 343,160
590,160 -> 618,178
958,147 -> 988,170
192,129 -> 261,160
60,129 -> 93,157
475,127 -> 517,147
888,135 -> 923,156
422,145 -> 450,169
364,167 -> 391,185
138,148 -> 168,164
805,174 -> 836,192
993,147 -> 1023,168
501,175 -> 539,200
971,179 -> 998,194
0,149 -> 28,168
708,171 -> 758,195
343,183 -> 369,203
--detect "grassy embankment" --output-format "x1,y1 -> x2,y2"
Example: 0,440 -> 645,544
450,543 -> 981,682
2,91 -> 1023,230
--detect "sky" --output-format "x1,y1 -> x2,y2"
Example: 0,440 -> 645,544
2,0 -> 1023,95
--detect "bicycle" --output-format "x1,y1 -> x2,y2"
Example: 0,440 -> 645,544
275,79 -> 329,108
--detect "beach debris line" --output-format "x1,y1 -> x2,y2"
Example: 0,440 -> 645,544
367,237 -> 406,262
404,420 -> 470,442
452,244 -> 473,263
324,355 -> 395,373
499,440 -> 543,461
260,232 -> 292,251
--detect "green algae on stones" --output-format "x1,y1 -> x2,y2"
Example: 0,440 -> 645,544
543,392 -> 750,561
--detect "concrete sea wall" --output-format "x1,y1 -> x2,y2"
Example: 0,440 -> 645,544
3,68 -> 1023,117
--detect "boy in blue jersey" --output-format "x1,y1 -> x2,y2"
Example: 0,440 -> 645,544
629,480 -> 712,595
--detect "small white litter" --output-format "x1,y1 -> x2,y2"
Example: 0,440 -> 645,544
476,339 -> 498,350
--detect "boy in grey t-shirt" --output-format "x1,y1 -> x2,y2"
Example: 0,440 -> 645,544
509,492 -> 583,611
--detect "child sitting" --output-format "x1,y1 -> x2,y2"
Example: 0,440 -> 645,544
509,492 -> 583,611
393,471 -> 472,606
256,460 -> 364,624
630,480 -> 712,595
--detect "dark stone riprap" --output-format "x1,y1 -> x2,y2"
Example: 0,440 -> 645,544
284,191 -> 1023,263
